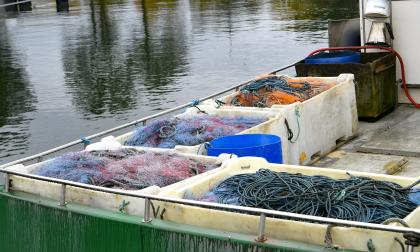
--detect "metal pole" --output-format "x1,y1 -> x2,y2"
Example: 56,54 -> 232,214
256,213 -> 267,242
269,62 -> 300,75
360,0 -> 366,46
4,173 -> 9,193
0,0 -> 31,8
59,184 -> 66,206
143,198 -> 152,223
406,245 -> 414,252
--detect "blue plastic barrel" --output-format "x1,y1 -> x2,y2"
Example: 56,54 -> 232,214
207,134 -> 282,164
305,51 -> 361,64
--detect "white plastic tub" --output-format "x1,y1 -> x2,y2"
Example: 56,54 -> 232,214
157,157 -> 420,252
4,144 -> 232,216
112,106 -> 304,165
203,74 -> 358,164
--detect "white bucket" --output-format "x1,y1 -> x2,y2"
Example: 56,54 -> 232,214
365,0 -> 390,18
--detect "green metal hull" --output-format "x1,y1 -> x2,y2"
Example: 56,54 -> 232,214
0,190 -> 358,252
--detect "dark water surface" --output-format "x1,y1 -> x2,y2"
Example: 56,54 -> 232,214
0,0 -> 358,163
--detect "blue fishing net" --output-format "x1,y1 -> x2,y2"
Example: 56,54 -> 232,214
125,115 -> 266,148
34,149 -> 219,190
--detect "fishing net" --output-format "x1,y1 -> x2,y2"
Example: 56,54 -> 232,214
34,149 -> 219,190
125,115 -> 266,148
230,76 -> 334,107
195,169 -> 420,223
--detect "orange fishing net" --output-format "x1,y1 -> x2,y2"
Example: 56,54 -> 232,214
229,76 -> 334,107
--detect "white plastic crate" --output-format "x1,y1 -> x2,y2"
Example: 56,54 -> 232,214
4,142 -> 231,216
203,74 -> 358,164
112,106 -> 304,165
157,157 -> 420,252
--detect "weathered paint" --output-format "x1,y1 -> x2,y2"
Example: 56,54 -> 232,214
0,189 -> 357,252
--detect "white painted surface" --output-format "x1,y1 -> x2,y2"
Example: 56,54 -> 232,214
392,1 -> 420,85
365,0 -> 390,18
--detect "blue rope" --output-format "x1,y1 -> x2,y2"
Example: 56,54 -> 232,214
189,99 -> 208,114
190,99 -> 200,107
209,169 -> 420,223
240,76 -> 311,99
81,137 -> 91,146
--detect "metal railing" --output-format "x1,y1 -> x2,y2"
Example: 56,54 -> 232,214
0,62 -> 297,169
0,0 -> 31,8
1,168 -> 419,251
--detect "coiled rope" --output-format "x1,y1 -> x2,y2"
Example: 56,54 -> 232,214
210,169 -> 419,223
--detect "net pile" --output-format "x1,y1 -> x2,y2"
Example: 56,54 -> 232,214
125,115 -> 266,148
196,169 -> 420,223
34,149 -> 219,190
230,76 -> 334,107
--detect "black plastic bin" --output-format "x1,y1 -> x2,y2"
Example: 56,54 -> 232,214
295,52 -> 397,120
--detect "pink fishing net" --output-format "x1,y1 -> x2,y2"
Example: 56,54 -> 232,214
35,149 -> 219,190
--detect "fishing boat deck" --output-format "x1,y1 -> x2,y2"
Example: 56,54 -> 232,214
314,104 -> 420,177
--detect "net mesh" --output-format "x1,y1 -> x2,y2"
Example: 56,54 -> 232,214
125,115 -> 266,148
34,149 -> 219,190
230,76 -> 334,107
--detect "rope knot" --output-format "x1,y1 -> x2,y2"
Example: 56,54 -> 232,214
118,200 -> 130,214
190,99 -> 200,106
81,137 -> 91,146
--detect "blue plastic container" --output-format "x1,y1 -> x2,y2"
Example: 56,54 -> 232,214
305,51 -> 361,64
207,134 -> 282,164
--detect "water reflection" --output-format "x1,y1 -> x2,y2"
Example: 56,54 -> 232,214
62,0 -> 191,117
128,0 -> 189,94
62,0 -> 138,117
188,0 -> 263,34
0,21 -> 36,159
270,0 -> 359,42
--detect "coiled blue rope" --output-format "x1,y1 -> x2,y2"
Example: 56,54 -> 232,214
210,169 -> 420,223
